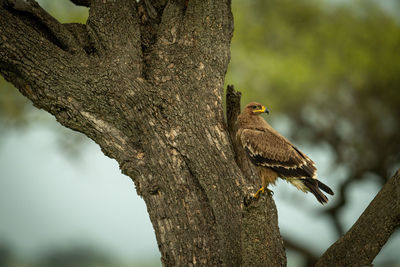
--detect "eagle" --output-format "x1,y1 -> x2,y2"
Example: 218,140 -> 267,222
236,102 -> 334,204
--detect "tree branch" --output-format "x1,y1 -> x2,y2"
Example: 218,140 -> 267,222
226,85 -> 258,187
143,0 -> 233,86
316,169 -> 400,267
0,3 -> 77,105
226,85 -> 287,266
226,84 -> 241,138
70,0 -> 90,7
3,0 -> 82,53
240,197 -> 287,266
0,0 -> 145,161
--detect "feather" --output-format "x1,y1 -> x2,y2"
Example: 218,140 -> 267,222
240,129 -> 317,178
317,180 -> 334,195
302,178 -> 329,204
236,102 -> 334,204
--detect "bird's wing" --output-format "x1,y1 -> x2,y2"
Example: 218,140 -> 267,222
239,128 -> 317,179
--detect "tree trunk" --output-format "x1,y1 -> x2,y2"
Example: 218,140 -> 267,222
0,0 -> 286,266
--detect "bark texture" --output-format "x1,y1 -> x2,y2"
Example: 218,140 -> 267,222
0,0 -> 286,266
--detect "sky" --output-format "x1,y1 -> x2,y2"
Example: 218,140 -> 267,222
0,116 -> 160,264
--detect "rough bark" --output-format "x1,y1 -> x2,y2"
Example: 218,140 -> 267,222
0,0 -> 286,266
316,169 -> 400,267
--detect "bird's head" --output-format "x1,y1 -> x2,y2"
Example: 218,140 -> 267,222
244,102 -> 269,116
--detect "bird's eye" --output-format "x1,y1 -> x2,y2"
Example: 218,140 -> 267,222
252,106 -> 257,109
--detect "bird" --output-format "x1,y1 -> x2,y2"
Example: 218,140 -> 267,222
235,102 -> 334,204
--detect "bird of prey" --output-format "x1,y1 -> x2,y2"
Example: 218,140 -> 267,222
236,102 -> 334,204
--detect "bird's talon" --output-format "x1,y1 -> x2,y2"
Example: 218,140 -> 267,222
253,186 -> 265,200
267,188 -> 274,196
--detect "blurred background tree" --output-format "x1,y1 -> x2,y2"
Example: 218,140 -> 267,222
36,246 -> 112,267
1,0 -> 399,266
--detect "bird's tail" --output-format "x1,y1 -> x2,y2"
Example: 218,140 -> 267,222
302,178 -> 334,204
317,180 -> 334,195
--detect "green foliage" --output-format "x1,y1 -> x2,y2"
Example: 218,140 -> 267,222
227,0 -> 400,116
37,0 -> 88,23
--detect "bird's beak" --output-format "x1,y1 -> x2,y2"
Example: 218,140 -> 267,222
254,106 -> 269,114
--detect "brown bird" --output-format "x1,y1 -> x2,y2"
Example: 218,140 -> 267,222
236,102 -> 334,204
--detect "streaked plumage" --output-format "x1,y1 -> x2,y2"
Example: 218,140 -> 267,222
236,102 -> 334,204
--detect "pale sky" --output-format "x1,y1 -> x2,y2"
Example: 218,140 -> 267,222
0,117 -> 160,263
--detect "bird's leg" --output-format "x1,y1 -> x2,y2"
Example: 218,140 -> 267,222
253,186 -> 274,199
253,186 -> 265,199
253,175 -> 275,200
254,172 -> 267,199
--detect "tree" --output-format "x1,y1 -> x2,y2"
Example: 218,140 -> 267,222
0,0 -> 398,266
